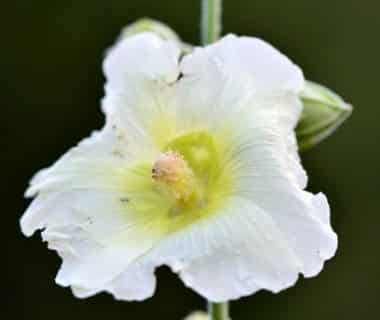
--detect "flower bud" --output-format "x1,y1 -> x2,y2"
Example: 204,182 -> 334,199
296,80 -> 353,151
184,311 -> 209,320
119,18 -> 192,53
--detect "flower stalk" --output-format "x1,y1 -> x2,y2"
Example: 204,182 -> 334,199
202,2 -> 229,319
208,302 -> 230,320
201,0 -> 222,45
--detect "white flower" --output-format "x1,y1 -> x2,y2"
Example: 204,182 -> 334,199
20,33 -> 337,302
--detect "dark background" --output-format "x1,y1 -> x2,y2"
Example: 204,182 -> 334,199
3,1 -> 379,319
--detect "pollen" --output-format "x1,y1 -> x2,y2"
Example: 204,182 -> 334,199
152,151 -> 200,204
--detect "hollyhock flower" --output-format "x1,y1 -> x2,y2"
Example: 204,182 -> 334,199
20,33 -> 337,302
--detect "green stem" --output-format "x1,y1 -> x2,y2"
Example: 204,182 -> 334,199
208,302 -> 230,320
202,1 -> 228,318
201,0 -> 222,45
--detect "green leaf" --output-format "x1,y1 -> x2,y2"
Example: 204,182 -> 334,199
296,80 -> 352,151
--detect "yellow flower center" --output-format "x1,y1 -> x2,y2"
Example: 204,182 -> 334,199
120,130 -> 234,236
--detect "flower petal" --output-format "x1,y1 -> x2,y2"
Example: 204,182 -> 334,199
180,34 -> 303,97
48,226 -> 131,289
21,128 -> 162,293
24,127 -> 131,198
71,262 -> 156,301
103,32 -> 180,92
102,33 -> 180,150
250,189 -> 337,277
174,36 -> 306,189
105,263 -> 156,301
230,110 -> 337,277
143,196 -> 300,302
22,189 -> 161,291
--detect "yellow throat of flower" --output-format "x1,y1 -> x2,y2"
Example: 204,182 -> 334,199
121,130 -> 234,236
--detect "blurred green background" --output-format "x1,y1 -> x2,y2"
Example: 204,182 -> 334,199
3,1 -> 379,319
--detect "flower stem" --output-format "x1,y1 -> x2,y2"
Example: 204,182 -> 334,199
208,302 -> 230,320
200,1 -> 229,318
201,0 -> 222,45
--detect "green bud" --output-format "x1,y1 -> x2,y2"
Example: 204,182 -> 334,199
119,18 -> 192,54
296,80 -> 353,151
183,311 -> 209,320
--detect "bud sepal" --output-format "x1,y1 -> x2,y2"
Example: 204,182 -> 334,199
296,80 -> 352,151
